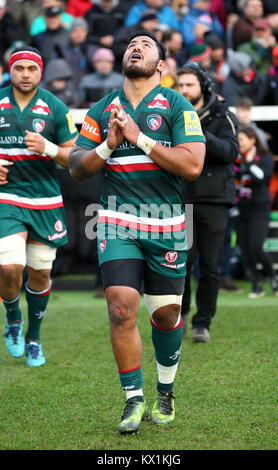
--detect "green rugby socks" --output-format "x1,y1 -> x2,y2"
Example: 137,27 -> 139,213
25,282 -> 52,342
151,317 -> 183,393
3,293 -> 22,323
119,365 -> 144,401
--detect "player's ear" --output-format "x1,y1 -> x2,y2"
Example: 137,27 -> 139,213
157,59 -> 166,74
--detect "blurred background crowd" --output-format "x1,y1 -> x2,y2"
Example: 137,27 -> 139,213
1,0 -> 278,289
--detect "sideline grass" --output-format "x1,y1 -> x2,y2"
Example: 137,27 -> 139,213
0,281 -> 277,450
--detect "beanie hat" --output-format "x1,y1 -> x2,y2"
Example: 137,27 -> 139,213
189,43 -> 212,62
93,48 -> 115,63
205,33 -> 224,50
71,16 -> 88,30
196,14 -> 213,29
140,9 -> 158,22
227,49 -> 253,73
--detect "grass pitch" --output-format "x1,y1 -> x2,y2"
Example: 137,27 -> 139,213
0,281 -> 277,450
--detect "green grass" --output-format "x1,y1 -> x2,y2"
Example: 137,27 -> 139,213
0,281 -> 277,450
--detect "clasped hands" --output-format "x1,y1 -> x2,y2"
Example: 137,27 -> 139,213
107,103 -> 141,150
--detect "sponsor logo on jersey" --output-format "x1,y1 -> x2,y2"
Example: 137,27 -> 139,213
48,229 -> 67,241
146,93 -> 170,110
147,114 -> 162,131
32,118 -> 45,133
183,111 -> 203,136
99,238 -> 106,253
0,117 -> 10,128
165,251 -> 178,263
66,112 -> 77,134
80,115 -> 101,143
30,99 -> 53,115
54,219 -> 63,232
0,97 -> 14,110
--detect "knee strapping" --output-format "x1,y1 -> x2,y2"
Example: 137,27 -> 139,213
144,294 -> 182,316
0,234 -> 26,266
26,243 -> 56,270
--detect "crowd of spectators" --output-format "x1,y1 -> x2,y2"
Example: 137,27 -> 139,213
1,0 -> 278,274
0,0 -> 278,113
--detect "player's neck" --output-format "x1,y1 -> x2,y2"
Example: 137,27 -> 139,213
123,75 -> 161,109
12,86 -> 38,111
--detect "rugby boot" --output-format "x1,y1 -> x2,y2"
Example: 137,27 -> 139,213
26,341 -> 46,367
5,319 -> 25,357
151,391 -> 175,425
118,397 -> 149,434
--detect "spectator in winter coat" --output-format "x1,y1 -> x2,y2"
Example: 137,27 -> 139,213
53,16 -> 93,89
0,0 -> 25,62
221,49 -> 266,106
85,0 -> 128,50
234,125 -> 278,298
41,58 -> 79,107
232,0 -> 264,50
31,6 -> 70,64
180,0 -> 223,50
78,47 -> 124,107
238,18 -> 277,75
124,0 -> 181,31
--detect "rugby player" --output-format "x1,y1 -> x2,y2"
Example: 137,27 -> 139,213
69,31 -> 206,433
0,46 -> 78,366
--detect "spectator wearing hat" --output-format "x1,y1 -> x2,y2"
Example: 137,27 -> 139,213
189,42 -> 212,69
78,48 -> 124,107
193,13 -> 214,43
41,58 -> 79,107
232,0 -> 264,50
181,0 -> 223,50
205,33 -> 230,93
85,0 -> 128,50
31,6 -> 71,64
113,9 -> 161,72
238,18 -> 277,75
0,0 -> 25,63
53,16 -> 93,89
30,0 -> 73,37
124,0 -> 181,31
221,49 -> 266,106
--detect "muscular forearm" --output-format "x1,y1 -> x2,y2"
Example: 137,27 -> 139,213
69,145 -> 106,180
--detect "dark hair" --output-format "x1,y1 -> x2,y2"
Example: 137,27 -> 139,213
236,96 -> 253,109
161,29 -> 182,43
177,61 -> 212,95
238,125 -> 268,156
127,29 -> 166,61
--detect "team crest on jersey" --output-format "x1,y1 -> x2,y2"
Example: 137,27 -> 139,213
183,111 -> 203,136
0,97 -> 14,110
30,99 -> 53,115
54,220 -> 63,232
99,239 -> 106,253
147,114 -> 162,131
146,93 -> 170,110
32,118 -> 45,133
165,251 -> 178,263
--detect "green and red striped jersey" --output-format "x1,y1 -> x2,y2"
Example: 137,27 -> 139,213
76,84 -> 205,226
0,85 -> 78,210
